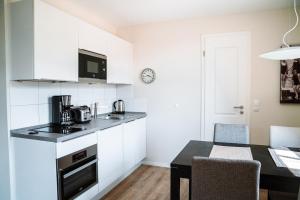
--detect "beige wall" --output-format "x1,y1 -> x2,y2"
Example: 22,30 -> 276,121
117,9 -> 300,164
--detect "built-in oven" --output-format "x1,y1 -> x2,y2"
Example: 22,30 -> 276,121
57,145 -> 98,200
79,49 -> 107,80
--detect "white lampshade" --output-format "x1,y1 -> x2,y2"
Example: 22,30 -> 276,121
260,46 -> 300,60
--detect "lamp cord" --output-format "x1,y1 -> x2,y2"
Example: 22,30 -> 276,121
283,0 -> 299,47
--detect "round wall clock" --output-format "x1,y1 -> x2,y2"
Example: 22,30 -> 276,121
141,68 -> 156,84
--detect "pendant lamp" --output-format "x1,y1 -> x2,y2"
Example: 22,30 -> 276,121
260,0 -> 300,60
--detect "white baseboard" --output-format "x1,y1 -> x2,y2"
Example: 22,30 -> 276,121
142,161 -> 170,168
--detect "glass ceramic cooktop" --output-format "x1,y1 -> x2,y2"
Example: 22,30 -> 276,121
32,125 -> 85,135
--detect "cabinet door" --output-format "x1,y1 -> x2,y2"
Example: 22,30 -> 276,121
98,125 -> 123,191
136,118 -> 147,162
123,120 -> 138,172
78,20 -> 109,55
34,0 -> 78,82
123,118 -> 146,172
107,35 -> 133,84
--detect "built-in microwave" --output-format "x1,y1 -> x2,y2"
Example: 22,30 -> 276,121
79,49 -> 107,80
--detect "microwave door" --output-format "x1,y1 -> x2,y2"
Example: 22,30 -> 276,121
87,60 -> 99,79
79,53 -> 107,80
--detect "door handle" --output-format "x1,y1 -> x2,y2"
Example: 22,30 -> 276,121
233,105 -> 244,109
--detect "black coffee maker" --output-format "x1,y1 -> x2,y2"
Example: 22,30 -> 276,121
52,95 -> 74,125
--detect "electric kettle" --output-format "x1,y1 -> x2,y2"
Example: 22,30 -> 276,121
113,100 -> 125,114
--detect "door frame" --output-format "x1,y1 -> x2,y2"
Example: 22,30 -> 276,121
200,32 -> 252,141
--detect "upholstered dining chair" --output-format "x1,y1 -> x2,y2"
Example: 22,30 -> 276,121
270,126 -> 300,148
268,126 -> 300,200
192,157 -> 261,200
214,123 -> 249,144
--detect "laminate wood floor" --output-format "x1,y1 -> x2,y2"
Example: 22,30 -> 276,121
100,165 -> 268,200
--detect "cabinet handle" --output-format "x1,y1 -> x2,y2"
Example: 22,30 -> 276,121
63,159 -> 98,179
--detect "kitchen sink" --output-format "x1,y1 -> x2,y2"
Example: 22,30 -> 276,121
97,114 -> 124,120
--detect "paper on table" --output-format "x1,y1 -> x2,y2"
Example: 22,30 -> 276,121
209,145 -> 253,160
268,148 -> 300,177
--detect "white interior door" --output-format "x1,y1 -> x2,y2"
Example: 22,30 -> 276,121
201,32 -> 251,141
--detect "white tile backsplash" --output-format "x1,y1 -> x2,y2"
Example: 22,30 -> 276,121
61,82 -> 79,105
9,81 -> 117,129
10,105 -> 39,129
38,82 -> 61,104
38,104 -> 52,124
10,81 -> 38,106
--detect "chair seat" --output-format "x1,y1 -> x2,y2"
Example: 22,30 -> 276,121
268,191 -> 298,200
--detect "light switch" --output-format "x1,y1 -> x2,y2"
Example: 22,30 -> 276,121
252,99 -> 261,112
253,99 -> 261,106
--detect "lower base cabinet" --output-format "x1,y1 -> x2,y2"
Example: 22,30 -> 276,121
12,118 -> 146,200
123,118 -> 146,172
97,118 -> 147,194
98,125 -> 124,191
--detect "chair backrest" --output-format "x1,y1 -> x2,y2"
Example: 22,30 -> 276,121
214,123 -> 249,144
192,157 -> 261,200
270,126 -> 300,148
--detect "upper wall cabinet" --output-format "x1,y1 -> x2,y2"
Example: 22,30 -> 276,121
78,21 -> 110,56
10,0 -> 79,82
78,21 -> 134,85
106,35 -> 133,85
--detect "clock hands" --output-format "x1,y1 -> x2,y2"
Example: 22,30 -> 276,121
142,74 -> 152,78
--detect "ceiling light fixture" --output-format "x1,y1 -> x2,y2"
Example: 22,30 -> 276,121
260,0 -> 300,60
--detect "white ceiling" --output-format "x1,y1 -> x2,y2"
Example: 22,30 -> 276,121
45,0 -> 293,28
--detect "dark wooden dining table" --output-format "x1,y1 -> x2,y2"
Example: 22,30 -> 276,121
170,140 -> 300,200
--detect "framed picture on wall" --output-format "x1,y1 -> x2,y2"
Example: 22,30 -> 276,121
280,50 -> 300,103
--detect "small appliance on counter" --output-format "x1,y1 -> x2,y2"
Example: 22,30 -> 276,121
71,106 -> 92,123
52,95 -> 74,126
113,100 -> 125,114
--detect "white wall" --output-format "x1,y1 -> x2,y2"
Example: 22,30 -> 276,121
0,0 -> 11,199
9,81 -> 117,129
118,9 -> 300,166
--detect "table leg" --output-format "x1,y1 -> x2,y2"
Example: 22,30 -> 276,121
171,167 -> 180,200
189,178 -> 192,200
298,185 -> 300,200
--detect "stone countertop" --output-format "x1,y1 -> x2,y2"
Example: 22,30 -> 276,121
10,112 -> 147,143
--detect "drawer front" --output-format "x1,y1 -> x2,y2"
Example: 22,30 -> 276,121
56,133 -> 97,158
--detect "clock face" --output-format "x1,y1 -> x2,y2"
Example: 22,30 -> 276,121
141,68 -> 156,84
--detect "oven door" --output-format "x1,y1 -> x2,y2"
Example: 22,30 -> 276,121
57,156 -> 98,200
79,52 -> 107,80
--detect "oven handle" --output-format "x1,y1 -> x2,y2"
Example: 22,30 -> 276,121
63,159 -> 98,179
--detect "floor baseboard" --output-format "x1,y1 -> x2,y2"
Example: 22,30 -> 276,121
142,161 -> 170,168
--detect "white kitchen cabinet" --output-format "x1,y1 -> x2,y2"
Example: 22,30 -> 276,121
136,118 -> 147,162
78,20 -> 110,56
78,20 -> 134,84
56,132 -> 97,158
123,118 -> 147,172
13,138 -> 57,200
98,125 -> 124,192
13,133 -> 98,200
10,0 -> 78,82
106,35 -> 134,84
